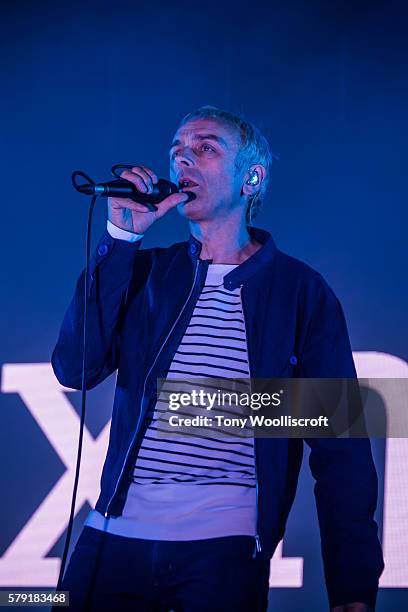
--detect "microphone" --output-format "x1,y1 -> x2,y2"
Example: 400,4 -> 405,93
78,177 -> 179,203
74,177 -> 178,205
72,167 -> 181,211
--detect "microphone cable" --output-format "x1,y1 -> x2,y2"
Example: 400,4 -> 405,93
55,193 -> 98,592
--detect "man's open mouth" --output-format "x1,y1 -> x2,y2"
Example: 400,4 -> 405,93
178,178 -> 199,191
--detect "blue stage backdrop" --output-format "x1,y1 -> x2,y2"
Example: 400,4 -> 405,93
0,1 -> 407,610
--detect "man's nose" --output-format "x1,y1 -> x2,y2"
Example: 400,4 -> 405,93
173,147 -> 194,167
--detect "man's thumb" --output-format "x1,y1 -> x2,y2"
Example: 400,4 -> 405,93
155,192 -> 190,218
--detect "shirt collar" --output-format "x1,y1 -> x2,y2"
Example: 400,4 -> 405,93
187,226 -> 278,290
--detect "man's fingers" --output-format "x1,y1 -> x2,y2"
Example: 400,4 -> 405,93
132,166 -> 158,186
120,169 -> 150,193
121,168 -> 154,193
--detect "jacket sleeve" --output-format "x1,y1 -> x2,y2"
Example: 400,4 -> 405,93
299,278 -> 384,610
51,230 -> 149,390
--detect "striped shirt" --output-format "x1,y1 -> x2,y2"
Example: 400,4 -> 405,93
85,263 -> 256,540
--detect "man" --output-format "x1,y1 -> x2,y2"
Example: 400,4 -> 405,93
52,106 -> 384,611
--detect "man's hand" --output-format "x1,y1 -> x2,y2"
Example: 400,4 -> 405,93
108,165 -> 189,235
331,603 -> 370,612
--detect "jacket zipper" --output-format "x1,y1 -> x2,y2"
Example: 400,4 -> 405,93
240,285 -> 262,558
104,259 -> 201,517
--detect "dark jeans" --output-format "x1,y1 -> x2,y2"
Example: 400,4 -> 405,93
58,526 -> 271,611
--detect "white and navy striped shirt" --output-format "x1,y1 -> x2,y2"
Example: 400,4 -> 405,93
86,262 -> 256,540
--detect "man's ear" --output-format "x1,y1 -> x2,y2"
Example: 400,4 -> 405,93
242,164 -> 266,197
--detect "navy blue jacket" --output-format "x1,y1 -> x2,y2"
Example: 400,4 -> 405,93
52,225 -> 384,609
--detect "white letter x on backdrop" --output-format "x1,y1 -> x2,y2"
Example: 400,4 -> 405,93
0,363 -> 110,586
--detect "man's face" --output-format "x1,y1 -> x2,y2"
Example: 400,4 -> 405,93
169,118 -> 245,221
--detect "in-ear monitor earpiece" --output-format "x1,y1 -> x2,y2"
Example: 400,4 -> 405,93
246,170 -> 259,186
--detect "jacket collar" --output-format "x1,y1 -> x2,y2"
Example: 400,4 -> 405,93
187,226 -> 278,290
